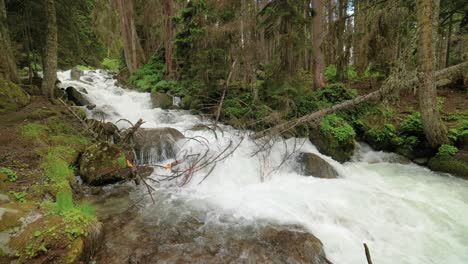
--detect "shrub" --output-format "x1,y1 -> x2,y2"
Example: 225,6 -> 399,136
129,56 -> 166,92
320,113 -> 356,142
101,58 -> 120,70
0,167 -> 17,182
368,123 -> 396,142
400,112 -> 423,135
314,83 -> 357,104
325,65 -> 337,82
437,144 -> 458,157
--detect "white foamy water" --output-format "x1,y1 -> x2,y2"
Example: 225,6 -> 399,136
58,70 -> 468,264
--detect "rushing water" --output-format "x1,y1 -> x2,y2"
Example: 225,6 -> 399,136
58,70 -> 468,264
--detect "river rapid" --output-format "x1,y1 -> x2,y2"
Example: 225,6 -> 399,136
58,70 -> 468,264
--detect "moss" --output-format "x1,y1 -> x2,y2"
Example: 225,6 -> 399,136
21,122 -> 48,139
437,144 -> 458,156
400,112 -> 423,135
0,78 -> 30,113
0,167 -> 17,182
428,155 -> 468,179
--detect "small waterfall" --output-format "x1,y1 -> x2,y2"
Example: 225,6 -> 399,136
58,70 -> 468,264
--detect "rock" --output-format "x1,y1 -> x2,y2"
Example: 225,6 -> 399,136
87,104 -> 96,110
71,68 -> 83,80
428,151 -> 468,179
83,77 -> 94,83
21,84 -> 42,96
66,86 -> 91,106
133,128 -> 184,164
298,152 -> 338,179
150,91 -> 173,109
79,142 -> 131,185
0,194 -> 10,204
309,127 -> 355,163
0,78 -> 30,113
413,157 -> 429,166
116,68 -> 129,86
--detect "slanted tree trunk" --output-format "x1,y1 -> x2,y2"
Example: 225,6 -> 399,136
251,61 -> 468,140
415,0 -> 448,147
0,0 -> 18,83
42,0 -> 58,99
163,0 -> 173,77
312,0 -> 326,89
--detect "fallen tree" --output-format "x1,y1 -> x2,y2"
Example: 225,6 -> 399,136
251,61 -> 468,140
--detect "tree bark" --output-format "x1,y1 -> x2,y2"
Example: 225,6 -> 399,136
114,0 -> 146,73
163,0 -> 173,77
416,0 -> 448,147
0,0 -> 18,83
335,0 -> 348,81
42,0 -> 58,99
326,0 -> 334,65
251,61 -> 468,140
445,14 -> 453,68
312,0 -> 326,89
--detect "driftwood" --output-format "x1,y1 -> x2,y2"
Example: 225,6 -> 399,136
251,61 -> 468,140
120,118 -> 144,146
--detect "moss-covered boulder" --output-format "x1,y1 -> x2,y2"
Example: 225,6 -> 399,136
309,114 -> 356,162
428,150 -> 468,179
0,78 -> 30,114
79,142 -> 131,185
150,91 -> 173,109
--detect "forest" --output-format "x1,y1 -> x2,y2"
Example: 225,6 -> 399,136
0,0 -> 467,263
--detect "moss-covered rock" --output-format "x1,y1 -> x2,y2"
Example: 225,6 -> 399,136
428,151 -> 468,179
309,114 -> 356,162
0,78 -> 30,114
79,142 -> 130,186
150,91 -> 173,109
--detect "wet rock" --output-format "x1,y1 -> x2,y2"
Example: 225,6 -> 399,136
0,78 -> 30,113
66,86 -> 91,106
150,91 -> 173,109
298,152 -> 338,179
428,151 -> 468,179
116,68 -> 130,86
83,77 -> 94,83
133,128 -> 185,164
87,104 -> 96,110
413,157 -> 429,166
79,142 -> 131,185
71,68 -> 84,80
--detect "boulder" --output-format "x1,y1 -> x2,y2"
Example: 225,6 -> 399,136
66,86 -> 91,106
71,68 -> 83,81
0,78 -> 30,114
79,142 -> 131,185
150,91 -> 173,109
298,152 -> 338,179
428,150 -> 468,179
133,128 -> 184,164
21,84 -> 41,96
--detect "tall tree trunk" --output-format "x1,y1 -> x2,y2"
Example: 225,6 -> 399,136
114,0 -> 145,73
163,0 -> 173,77
0,0 -> 18,83
42,0 -> 58,99
326,0 -> 335,65
445,14 -> 453,68
335,0 -> 347,81
312,0 -> 326,89
416,0 -> 447,147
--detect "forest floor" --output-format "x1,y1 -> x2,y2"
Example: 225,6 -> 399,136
0,96 -> 98,263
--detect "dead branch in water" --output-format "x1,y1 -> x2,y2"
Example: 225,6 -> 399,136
120,118 -> 144,146
364,243 -> 373,264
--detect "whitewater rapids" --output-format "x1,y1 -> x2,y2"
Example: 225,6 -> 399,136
58,70 -> 468,264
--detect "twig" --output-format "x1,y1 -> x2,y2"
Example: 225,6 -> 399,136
214,58 -> 238,126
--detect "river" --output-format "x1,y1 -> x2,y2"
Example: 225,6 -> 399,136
58,70 -> 468,264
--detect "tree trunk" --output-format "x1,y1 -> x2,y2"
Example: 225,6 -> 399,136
416,0 -> 448,147
114,0 -> 145,73
42,0 -> 58,99
312,0 -> 326,89
163,0 -> 173,77
0,0 -> 18,83
326,0 -> 335,65
335,0 -> 348,81
445,14 -> 453,68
